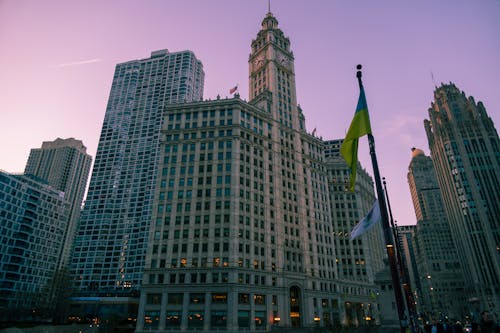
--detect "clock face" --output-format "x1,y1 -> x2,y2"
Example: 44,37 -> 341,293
279,55 -> 290,69
253,55 -> 265,70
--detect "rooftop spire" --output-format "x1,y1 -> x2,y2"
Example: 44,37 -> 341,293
261,9 -> 278,30
268,0 -> 271,14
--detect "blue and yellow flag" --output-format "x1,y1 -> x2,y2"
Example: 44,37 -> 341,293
340,88 -> 372,191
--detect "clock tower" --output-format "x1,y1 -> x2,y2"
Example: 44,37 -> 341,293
249,11 -> 318,328
249,11 -> 299,130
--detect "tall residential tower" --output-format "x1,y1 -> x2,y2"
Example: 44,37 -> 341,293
424,83 -> 499,313
25,137 -> 92,268
70,50 -> 204,295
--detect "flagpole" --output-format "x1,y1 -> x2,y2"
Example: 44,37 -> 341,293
356,64 -> 407,332
383,177 -> 419,333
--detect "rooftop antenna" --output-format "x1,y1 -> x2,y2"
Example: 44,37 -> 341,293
431,70 -> 437,88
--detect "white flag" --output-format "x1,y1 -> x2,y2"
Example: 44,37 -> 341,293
350,200 -> 381,240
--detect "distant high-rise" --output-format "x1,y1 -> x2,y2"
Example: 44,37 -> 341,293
424,83 -> 499,313
25,137 -> 92,268
407,148 -> 466,319
71,49 -> 204,294
0,171 -> 69,317
394,225 -> 420,307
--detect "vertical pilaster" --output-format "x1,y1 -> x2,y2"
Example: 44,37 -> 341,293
180,292 -> 189,330
203,292 -> 211,330
136,292 -> 147,331
158,291 -> 168,330
227,290 -> 237,330
250,292 -> 256,330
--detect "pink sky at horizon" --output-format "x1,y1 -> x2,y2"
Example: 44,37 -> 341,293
1,0 -> 499,226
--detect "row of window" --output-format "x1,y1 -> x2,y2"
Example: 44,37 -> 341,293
143,309 -> 266,329
149,255 -> 273,271
165,130 -> 233,142
146,292 -> 268,305
168,109 -> 233,122
147,271 -> 275,286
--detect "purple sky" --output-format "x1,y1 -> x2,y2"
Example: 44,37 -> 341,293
1,0 -> 499,226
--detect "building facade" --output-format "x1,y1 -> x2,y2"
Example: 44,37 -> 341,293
137,13 -> 382,332
70,49 -> 204,295
424,84 -> 499,313
407,147 -> 466,319
394,225 -> 421,315
24,137 -> 92,268
0,171 -> 69,318
374,263 -> 400,330
324,139 -> 384,327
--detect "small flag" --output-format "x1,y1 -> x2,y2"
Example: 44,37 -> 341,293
350,200 -> 380,240
230,85 -> 238,94
340,88 -> 372,191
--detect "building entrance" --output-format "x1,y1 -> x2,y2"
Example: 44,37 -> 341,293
289,286 -> 301,327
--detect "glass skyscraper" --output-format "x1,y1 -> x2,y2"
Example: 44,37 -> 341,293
0,171 -> 70,317
71,49 -> 204,295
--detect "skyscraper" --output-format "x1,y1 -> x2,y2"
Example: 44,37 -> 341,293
407,147 -> 466,319
395,225 -> 422,318
0,171 -> 69,318
25,137 -> 92,268
70,49 -> 204,295
137,13 -> 379,331
424,83 -> 499,313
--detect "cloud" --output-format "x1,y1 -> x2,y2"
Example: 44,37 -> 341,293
52,58 -> 103,68
377,112 -> 427,147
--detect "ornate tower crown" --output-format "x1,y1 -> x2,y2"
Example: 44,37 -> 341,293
249,11 -> 296,119
261,12 -> 278,30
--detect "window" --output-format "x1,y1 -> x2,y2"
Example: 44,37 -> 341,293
238,310 -> 250,328
143,311 -> 160,329
255,311 -> 266,327
254,294 -> 266,305
168,293 -> 183,305
188,311 -> 204,328
238,293 -> 249,304
212,293 -> 227,304
190,293 -> 205,304
166,311 -> 181,327
211,311 -> 227,328
146,294 -> 161,305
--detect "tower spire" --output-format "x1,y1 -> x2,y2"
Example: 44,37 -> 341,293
268,0 -> 271,13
